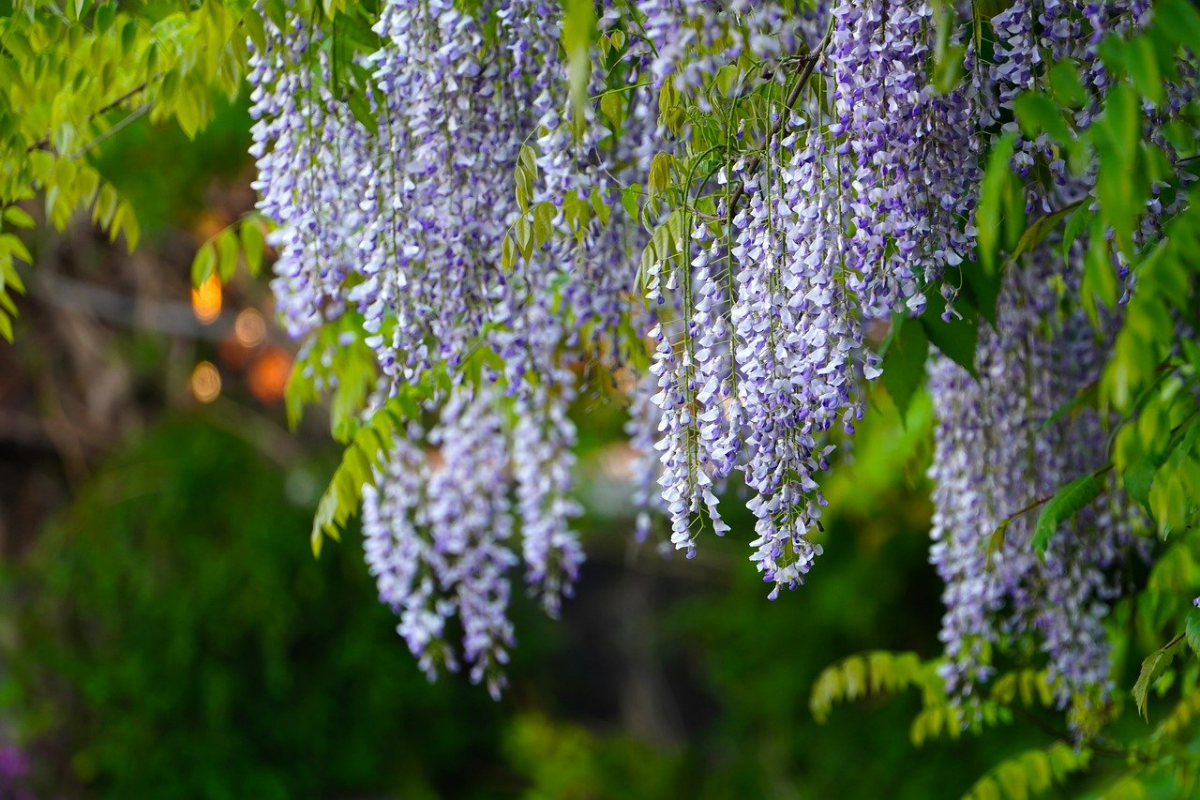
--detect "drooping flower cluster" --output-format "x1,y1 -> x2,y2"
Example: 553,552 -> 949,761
642,0 -> 980,598
924,0 -> 1198,713
248,14 -> 370,338
248,0 -> 1193,708
248,0 -> 668,688
927,252 -> 1137,710
362,389 -> 518,697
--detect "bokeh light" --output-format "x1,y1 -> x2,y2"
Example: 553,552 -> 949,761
190,361 -> 221,403
234,308 -> 266,348
246,346 -> 290,404
191,274 -> 222,325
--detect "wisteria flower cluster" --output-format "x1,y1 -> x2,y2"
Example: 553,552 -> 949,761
247,0 -> 1197,709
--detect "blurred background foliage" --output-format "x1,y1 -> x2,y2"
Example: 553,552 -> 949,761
0,50 -> 1116,800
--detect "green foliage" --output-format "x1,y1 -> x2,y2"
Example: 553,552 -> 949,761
810,650 -> 929,724
961,743 -> 1091,800
2,0 -> 1199,794
503,713 -> 682,800
1,417 -> 509,796
309,389 -> 422,557
1134,633 -> 1186,721
0,0 -> 262,335
191,213 -> 273,286
955,9 -> 1200,781
975,132 -> 1024,303
881,315 -> 930,423
919,290 -> 979,380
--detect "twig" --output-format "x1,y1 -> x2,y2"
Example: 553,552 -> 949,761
726,20 -> 835,215
1004,462 -> 1115,523
26,80 -> 152,154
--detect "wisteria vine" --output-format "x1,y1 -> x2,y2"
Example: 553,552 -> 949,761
247,0 -> 1199,710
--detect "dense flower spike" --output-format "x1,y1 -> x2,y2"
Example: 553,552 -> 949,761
928,252 -> 1137,711
250,0 -> 1193,705
363,388 -> 518,698
249,14 -> 369,337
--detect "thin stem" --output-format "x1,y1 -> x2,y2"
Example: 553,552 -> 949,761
727,18 -> 835,212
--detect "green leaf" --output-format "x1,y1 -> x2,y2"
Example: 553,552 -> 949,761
515,217 -> 534,261
191,241 -> 216,287
562,192 -> 587,233
1134,634 -> 1184,720
919,291 -> 978,379
1157,0 -> 1200,55
515,165 -> 533,214
600,91 -> 623,128
1124,455 -> 1160,514
1126,35 -> 1164,107
1013,92 -> 1073,144
589,186 -> 611,225
1082,224 -> 1119,325
1009,200 -> 1084,267
714,64 -> 739,97
121,18 -> 138,55
1059,204 -> 1094,263
960,263 -> 1000,327
561,0 -> 595,132
95,2 -> 116,33
244,9 -> 268,54
1042,381 -> 1098,431
1047,62 -> 1088,109
216,228 -> 239,283
501,233 -> 517,272
1186,610 -> 1200,660
932,30 -> 965,94
346,89 -> 377,130
987,517 -> 1012,569
977,133 -> 1018,278
518,144 -> 538,181
0,233 -> 32,265
112,202 -> 140,252
241,219 -> 265,276
621,184 -> 641,220
2,207 -> 35,229
1093,84 -> 1145,256
881,316 -> 929,424
532,201 -> 556,249
974,0 -> 1016,19
1031,472 -> 1107,557
649,152 -> 671,197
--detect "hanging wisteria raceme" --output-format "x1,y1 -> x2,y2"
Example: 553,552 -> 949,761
248,13 -> 370,338
249,0 -> 671,688
362,388 -> 517,698
637,0 -> 806,95
927,249 -> 1139,714
643,0 -> 981,596
923,0 -> 1152,714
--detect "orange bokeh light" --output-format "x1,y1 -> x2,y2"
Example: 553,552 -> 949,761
247,346 -> 292,404
191,274 -> 222,325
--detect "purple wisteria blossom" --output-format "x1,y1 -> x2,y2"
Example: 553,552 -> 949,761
928,250 -> 1139,714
